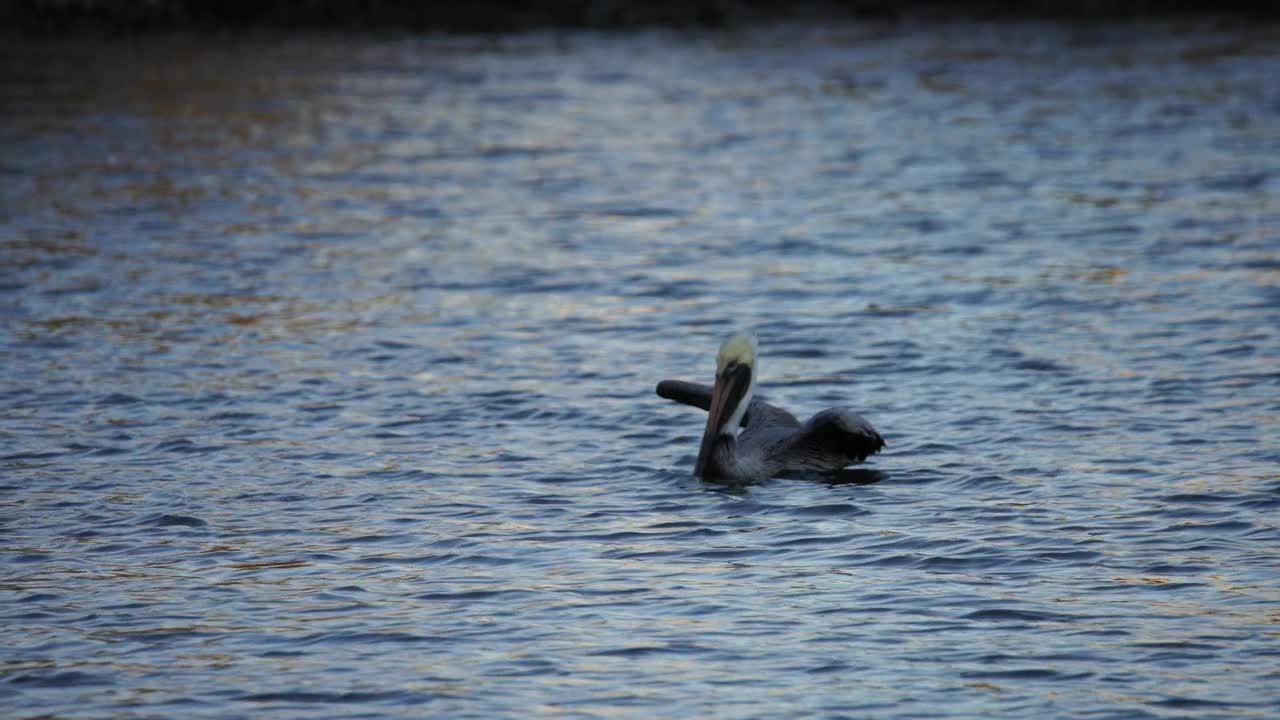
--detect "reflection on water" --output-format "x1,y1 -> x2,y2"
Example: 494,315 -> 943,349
2,20 -> 1279,720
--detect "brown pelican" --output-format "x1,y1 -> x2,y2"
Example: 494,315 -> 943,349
657,333 -> 885,482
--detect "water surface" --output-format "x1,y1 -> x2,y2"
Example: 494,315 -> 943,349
2,21 -> 1279,719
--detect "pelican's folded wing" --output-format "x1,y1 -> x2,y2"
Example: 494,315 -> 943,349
788,408 -> 885,470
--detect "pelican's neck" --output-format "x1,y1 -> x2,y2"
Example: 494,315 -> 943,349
702,433 -> 738,481
704,429 -> 772,483
721,373 -> 754,437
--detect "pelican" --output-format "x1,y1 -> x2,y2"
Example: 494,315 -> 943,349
657,332 -> 884,482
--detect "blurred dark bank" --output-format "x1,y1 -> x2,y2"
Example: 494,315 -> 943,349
2,0 -> 1274,31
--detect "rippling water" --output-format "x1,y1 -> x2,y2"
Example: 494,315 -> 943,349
3,20 -> 1279,718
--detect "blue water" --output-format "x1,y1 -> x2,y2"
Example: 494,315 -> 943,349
3,21 -> 1279,719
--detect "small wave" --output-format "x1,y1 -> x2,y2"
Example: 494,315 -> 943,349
150,514 -> 208,528
963,608 -> 1081,623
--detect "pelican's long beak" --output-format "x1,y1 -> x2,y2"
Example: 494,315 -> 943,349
694,362 -> 751,477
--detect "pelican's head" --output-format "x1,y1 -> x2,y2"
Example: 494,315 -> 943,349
716,332 -> 757,377
695,332 -> 758,477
